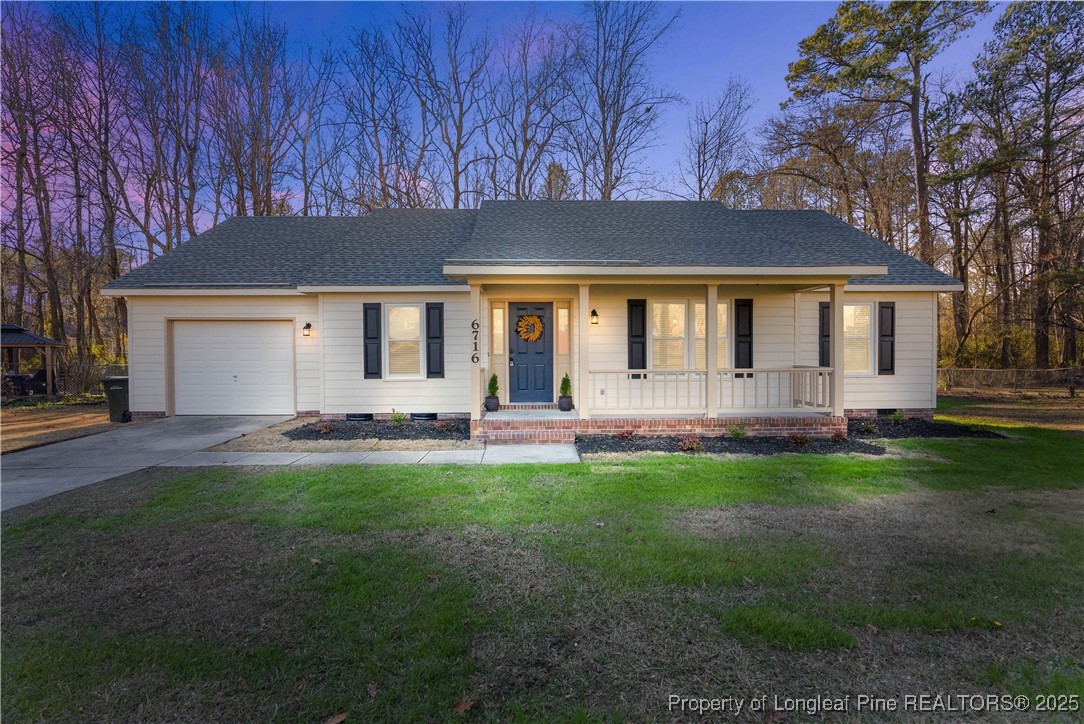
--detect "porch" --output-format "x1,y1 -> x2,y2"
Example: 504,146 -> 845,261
455,271 -> 866,433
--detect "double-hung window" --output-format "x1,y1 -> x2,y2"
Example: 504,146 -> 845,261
651,301 -> 731,370
694,302 -> 730,369
386,304 -> 423,378
651,302 -> 687,370
843,303 -> 873,374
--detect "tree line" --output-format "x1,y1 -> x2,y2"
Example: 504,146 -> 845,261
2,1 -> 1081,372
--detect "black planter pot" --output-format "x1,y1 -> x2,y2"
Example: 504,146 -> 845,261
558,396 -> 573,412
484,396 -> 500,412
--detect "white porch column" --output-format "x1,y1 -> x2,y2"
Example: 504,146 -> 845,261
829,282 -> 845,417
705,284 -> 719,417
578,283 -> 591,420
469,283 -> 482,421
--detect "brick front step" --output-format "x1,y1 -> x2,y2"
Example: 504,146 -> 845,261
499,403 -> 560,410
480,429 -> 577,444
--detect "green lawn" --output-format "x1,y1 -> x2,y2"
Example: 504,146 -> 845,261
3,402 -> 1082,721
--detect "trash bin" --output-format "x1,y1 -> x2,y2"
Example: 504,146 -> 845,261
101,377 -> 130,423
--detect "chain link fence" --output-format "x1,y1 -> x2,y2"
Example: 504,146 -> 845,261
938,367 -> 1084,395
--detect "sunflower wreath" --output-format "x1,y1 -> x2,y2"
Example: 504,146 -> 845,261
516,314 -> 544,343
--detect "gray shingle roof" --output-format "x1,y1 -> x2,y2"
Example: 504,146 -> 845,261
1,324 -> 63,347
104,201 -> 959,290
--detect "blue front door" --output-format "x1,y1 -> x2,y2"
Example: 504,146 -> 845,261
509,302 -> 553,403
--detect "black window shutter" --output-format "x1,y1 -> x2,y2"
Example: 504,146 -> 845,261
819,302 -> 831,367
363,303 -> 382,379
878,302 -> 895,375
734,299 -> 753,369
425,302 -> 444,378
628,299 -> 647,370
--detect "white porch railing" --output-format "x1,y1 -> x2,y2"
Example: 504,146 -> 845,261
589,369 -> 707,413
587,367 -> 833,415
718,367 -> 832,412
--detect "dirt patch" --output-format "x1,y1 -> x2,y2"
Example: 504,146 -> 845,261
0,403 -> 147,454
940,394 -> 1084,431
681,488 -> 1078,560
210,417 -> 481,452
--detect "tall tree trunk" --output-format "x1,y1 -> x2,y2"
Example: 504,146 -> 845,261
909,64 -> 934,265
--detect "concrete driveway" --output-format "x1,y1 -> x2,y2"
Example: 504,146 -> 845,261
0,416 -> 290,512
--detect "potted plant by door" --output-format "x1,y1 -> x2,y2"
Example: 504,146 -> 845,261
485,373 -> 500,412
558,373 -> 573,411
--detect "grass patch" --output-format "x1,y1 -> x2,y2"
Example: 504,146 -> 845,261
718,604 -> 855,651
983,658 -> 1084,699
4,544 -> 480,722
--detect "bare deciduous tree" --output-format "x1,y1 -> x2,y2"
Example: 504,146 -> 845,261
677,78 -> 753,201
566,0 -> 678,200
484,11 -> 577,200
399,5 -> 493,208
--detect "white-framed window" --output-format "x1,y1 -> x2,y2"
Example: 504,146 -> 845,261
694,302 -> 730,369
844,303 -> 873,374
651,301 -> 687,370
386,304 -> 424,378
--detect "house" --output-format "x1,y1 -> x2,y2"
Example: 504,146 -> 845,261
102,201 -> 961,441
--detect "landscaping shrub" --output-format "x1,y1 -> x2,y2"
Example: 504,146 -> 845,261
861,419 -> 877,435
434,420 -> 456,433
788,434 -> 811,449
678,435 -> 703,453
726,423 -> 747,441
390,410 -> 408,427
616,429 -> 636,441
314,420 -> 335,435
831,430 -> 848,443
889,411 -> 905,425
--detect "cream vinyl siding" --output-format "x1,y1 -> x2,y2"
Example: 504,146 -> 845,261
798,291 -> 937,409
125,295 -> 320,415
322,292 -> 471,414
583,286 -> 937,411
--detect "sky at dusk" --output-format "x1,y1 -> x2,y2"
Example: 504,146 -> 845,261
241,1 -> 1003,184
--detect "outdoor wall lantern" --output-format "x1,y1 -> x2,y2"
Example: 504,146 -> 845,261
303,322 -> 313,337
590,309 -> 599,325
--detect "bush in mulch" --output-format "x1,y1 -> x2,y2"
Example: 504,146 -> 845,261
847,417 -> 1004,440
576,434 -> 887,457
285,418 -> 470,441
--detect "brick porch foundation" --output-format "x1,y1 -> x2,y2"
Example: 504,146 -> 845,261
473,414 -> 848,443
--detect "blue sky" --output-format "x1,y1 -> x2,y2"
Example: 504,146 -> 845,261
253,1 -> 1002,183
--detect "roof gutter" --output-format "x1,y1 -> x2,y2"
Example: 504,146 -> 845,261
442,264 -> 889,279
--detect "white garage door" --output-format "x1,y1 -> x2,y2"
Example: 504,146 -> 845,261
173,320 -> 294,415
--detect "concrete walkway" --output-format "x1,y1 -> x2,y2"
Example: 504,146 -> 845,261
1,415 -> 290,512
158,444 -> 580,467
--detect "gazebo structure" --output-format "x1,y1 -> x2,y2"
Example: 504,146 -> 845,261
1,323 -> 62,399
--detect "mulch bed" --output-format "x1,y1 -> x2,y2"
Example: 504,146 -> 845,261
576,435 -> 886,456
847,417 -> 1004,440
577,417 -> 1004,457
284,418 -> 470,441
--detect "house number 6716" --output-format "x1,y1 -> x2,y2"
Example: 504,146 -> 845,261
470,319 -> 480,363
